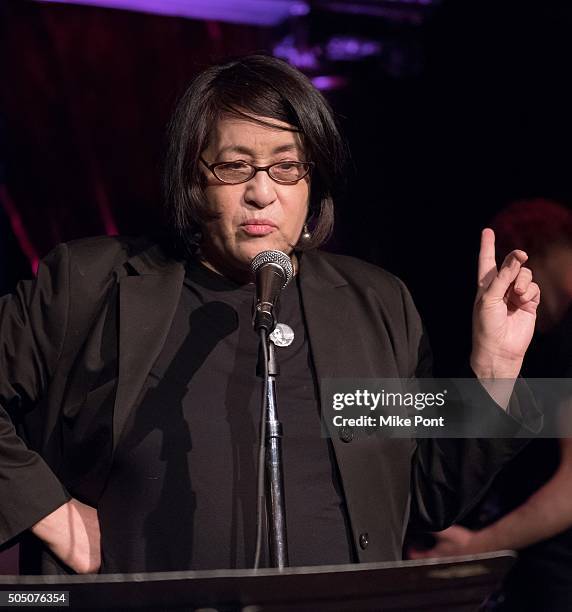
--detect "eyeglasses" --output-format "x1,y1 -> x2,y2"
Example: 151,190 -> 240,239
200,157 -> 314,185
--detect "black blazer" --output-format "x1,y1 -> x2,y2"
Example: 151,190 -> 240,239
0,236 -> 539,573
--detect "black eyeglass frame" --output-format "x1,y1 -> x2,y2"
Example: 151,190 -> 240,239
199,157 -> 314,185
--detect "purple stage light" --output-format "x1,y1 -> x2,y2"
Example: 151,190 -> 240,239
318,0 -> 438,25
35,0 -> 310,26
273,36 -> 319,69
311,76 -> 348,91
289,2 -> 310,16
326,36 -> 382,61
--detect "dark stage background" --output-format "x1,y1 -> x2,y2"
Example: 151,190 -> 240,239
1,0 -> 572,574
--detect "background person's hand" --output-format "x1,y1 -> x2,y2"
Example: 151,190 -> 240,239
471,228 -> 540,379
31,498 -> 101,574
407,525 -> 489,560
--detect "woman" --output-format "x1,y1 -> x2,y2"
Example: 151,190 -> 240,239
0,55 -> 540,574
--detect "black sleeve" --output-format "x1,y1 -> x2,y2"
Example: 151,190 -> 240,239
0,244 -> 72,545
394,278 -> 542,533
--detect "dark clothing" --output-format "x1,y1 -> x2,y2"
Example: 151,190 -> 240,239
493,442 -> 572,611
477,306 -> 572,611
523,304 -> 572,380
100,260 -> 352,572
0,237 -> 540,574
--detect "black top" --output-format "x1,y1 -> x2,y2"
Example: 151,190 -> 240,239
98,259 -> 353,572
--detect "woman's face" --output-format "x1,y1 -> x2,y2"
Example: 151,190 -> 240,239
199,115 -> 310,282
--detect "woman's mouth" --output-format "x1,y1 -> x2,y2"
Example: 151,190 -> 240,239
240,220 -> 277,236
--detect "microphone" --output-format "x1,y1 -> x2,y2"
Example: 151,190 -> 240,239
250,250 -> 294,332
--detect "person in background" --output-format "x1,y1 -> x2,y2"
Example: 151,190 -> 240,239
409,199 -> 572,611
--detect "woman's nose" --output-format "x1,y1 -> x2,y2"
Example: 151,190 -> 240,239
244,171 -> 277,208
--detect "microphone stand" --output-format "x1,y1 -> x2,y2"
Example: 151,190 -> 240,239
251,251 -> 293,570
256,329 -> 289,569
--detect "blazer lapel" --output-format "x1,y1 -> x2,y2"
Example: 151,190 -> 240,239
112,246 -> 185,453
299,251 -> 400,382
298,252 -> 350,381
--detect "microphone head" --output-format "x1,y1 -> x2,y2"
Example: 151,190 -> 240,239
250,250 -> 294,288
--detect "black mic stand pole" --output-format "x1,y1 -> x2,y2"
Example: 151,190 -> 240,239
259,330 -> 289,569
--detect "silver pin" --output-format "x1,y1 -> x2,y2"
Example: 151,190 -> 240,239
269,323 -> 295,347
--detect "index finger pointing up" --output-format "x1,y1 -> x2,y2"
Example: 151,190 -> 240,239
478,228 -> 498,291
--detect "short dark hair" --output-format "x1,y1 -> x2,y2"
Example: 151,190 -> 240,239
163,54 -> 348,258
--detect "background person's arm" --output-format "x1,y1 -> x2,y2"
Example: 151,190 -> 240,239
409,437 -> 572,558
